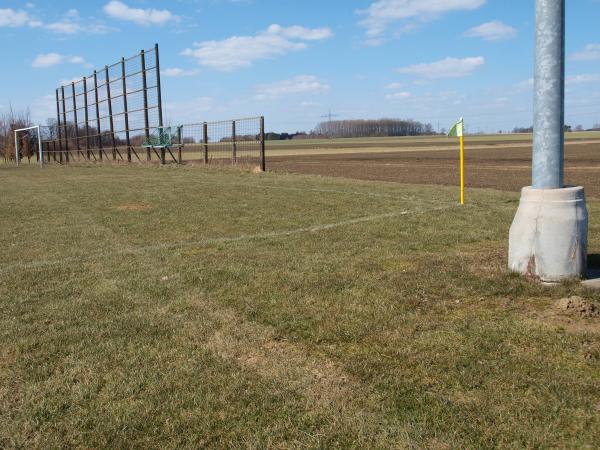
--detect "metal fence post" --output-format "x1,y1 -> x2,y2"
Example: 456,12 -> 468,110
83,77 -> 91,160
121,57 -> 131,162
203,122 -> 209,164
71,82 -> 81,160
177,126 -> 182,164
141,49 -> 151,161
93,70 -> 103,161
61,86 -> 69,163
105,65 -> 117,160
55,88 -> 63,161
232,120 -> 237,164
155,43 -> 164,129
260,116 -> 266,172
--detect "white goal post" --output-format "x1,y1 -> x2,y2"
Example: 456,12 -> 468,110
14,125 -> 43,167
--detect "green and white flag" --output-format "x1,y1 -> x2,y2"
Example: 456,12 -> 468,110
448,118 -> 464,137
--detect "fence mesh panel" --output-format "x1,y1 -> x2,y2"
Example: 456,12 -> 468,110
178,118 -> 262,166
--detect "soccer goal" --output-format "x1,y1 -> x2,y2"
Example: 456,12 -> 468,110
14,126 -> 43,167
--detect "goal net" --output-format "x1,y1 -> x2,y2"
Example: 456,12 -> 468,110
14,126 -> 55,166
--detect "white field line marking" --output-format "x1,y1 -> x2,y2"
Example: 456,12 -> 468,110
1,205 -> 459,275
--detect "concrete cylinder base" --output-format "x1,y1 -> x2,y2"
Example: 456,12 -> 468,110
508,186 -> 588,282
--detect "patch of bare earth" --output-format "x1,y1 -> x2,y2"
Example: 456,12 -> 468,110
555,296 -> 599,319
116,203 -> 152,212
270,141 -> 600,197
534,297 -> 600,334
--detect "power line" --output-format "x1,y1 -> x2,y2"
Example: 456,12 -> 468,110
320,109 -> 339,123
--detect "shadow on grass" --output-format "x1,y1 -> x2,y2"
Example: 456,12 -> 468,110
587,254 -> 600,280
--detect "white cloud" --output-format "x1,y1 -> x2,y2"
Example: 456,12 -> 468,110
32,53 -> 88,68
397,56 -> 485,79
300,101 -> 320,107
162,68 -> 200,77
515,78 -> 534,90
165,97 -> 214,124
255,75 -> 330,100
103,1 -> 178,26
357,0 -> 485,42
385,91 -> 411,101
182,24 -> 333,71
265,24 -> 333,41
46,21 -> 80,34
0,8 -> 41,28
567,74 -> 600,85
48,20 -> 112,35
571,44 -> 600,61
385,82 -> 404,90
59,76 -> 86,86
464,20 -> 517,41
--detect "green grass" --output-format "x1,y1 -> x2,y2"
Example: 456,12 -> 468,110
1,164 -> 600,448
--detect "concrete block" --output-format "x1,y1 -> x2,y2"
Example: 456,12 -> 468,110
509,186 -> 588,282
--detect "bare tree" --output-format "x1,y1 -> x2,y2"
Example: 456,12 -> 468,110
0,106 -> 31,162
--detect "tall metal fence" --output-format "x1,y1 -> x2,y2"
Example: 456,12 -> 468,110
32,43 -> 266,170
48,44 -> 162,162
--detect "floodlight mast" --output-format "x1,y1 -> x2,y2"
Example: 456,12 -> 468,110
532,0 -> 565,189
508,0 -> 589,282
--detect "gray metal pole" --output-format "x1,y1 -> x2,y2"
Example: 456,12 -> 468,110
532,0 -> 565,189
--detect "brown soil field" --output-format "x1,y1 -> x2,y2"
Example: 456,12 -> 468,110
270,140 -> 600,198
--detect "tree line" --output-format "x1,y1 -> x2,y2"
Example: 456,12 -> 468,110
314,119 -> 435,138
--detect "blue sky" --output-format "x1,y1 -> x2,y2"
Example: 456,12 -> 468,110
1,0 -> 600,133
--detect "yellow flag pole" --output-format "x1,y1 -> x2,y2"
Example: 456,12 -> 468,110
459,135 -> 465,205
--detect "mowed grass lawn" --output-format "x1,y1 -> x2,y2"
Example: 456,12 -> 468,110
1,165 -> 600,448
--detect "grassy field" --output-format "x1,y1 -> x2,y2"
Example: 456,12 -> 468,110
1,164 -> 600,448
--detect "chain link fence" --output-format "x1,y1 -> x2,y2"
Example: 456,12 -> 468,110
37,117 -> 265,169
178,117 -> 265,168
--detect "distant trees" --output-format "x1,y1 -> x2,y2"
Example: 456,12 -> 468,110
512,126 -> 533,134
265,132 -> 307,141
314,119 -> 435,138
0,107 -> 31,161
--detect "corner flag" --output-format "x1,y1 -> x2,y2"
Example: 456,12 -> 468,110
448,118 -> 465,205
448,117 -> 464,137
